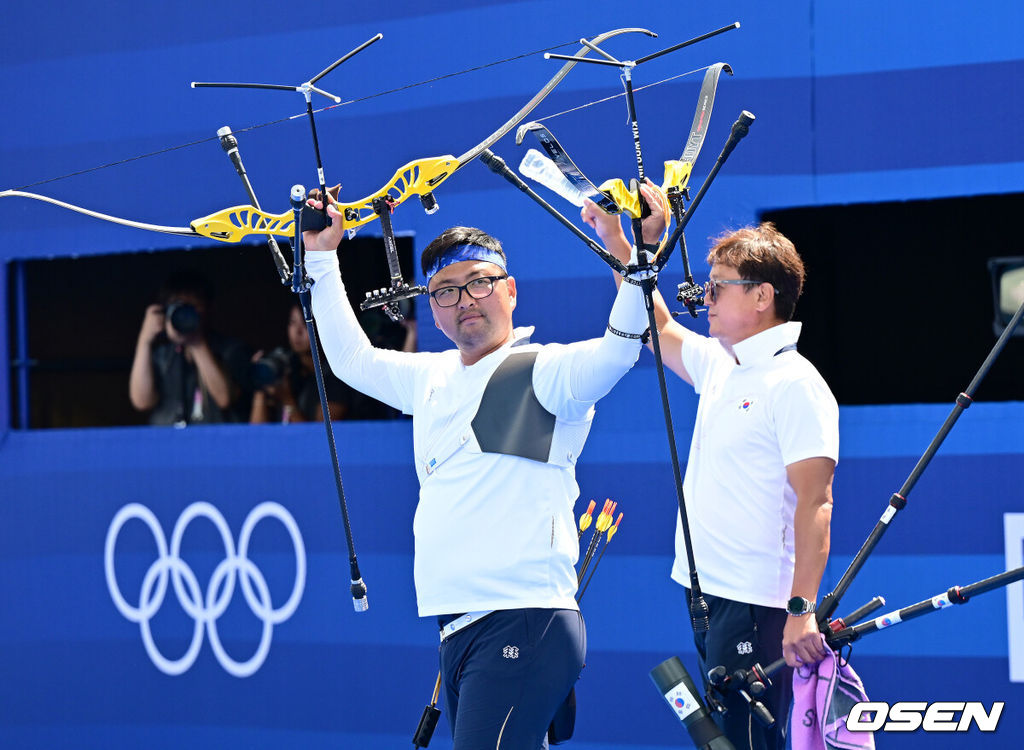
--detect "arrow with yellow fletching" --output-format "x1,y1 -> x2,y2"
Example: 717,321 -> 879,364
577,499 -> 597,539
578,499 -> 615,584
576,509 -> 623,604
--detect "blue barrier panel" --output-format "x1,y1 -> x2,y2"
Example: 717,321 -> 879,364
3,2 -> 1024,747
1,400 -> 1022,748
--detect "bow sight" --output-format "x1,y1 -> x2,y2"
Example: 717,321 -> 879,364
676,280 -> 706,310
362,195 -> 427,322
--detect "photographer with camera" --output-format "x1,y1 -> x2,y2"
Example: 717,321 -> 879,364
249,302 -> 351,423
129,270 -> 251,426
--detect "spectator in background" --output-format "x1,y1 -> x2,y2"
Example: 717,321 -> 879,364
129,270 -> 250,425
249,302 -> 353,423
359,306 -> 418,355
345,307 -> 418,420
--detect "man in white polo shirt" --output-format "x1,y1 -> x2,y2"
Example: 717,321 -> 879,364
302,190 -> 663,749
584,203 -> 838,750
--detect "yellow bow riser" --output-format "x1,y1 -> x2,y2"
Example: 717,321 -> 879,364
595,158 -> 692,220
190,155 -> 458,243
6,29 -> 656,246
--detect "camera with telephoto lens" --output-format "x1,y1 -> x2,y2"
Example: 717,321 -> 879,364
250,347 -> 293,389
165,302 -> 201,335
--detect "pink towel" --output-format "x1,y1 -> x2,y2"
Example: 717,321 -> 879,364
791,635 -> 875,750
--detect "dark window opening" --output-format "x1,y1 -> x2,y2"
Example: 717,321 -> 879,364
761,192 -> 1024,404
6,234 -> 417,428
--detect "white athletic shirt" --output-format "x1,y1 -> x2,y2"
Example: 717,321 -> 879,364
306,252 -> 647,616
671,322 -> 839,608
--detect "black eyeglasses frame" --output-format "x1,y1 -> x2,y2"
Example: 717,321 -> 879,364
428,274 -> 509,308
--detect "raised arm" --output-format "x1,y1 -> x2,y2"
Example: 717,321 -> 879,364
301,201 -> 423,412
534,190 -> 667,414
581,182 -> 694,386
543,268 -> 648,411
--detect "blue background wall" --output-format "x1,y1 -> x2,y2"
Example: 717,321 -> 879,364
2,2 -> 1022,747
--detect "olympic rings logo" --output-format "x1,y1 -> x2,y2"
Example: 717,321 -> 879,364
104,501 -> 305,678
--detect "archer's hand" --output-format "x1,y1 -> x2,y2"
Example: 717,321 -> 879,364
782,615 -> 828,668
302,185 -> 344,252
581,179 -> 669,257
638,180 -> 669,247
581,199 -> 627,248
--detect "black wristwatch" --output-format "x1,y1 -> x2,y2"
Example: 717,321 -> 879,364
786,596 -> 816,616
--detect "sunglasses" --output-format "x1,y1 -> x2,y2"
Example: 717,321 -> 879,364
703,278 -> 777,303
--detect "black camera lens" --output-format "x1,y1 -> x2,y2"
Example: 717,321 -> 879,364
166,302 -> 201,335
250,347 -> 293,389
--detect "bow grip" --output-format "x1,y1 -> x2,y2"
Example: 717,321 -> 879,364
303,155 -> 458,236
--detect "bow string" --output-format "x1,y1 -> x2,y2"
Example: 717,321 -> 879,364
2,28 -> 657,243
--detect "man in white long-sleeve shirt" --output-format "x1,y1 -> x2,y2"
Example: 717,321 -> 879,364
302,190 -> 664,749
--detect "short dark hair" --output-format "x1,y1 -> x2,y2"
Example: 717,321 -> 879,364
707,222 -> 805,321
420,226 -> 506,283
158,269 -> 213,306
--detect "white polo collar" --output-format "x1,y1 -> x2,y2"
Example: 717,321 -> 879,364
731,321 -> 802,368
511,325 -> 535,345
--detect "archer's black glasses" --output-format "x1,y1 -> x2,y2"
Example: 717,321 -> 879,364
429,275 -> 508,308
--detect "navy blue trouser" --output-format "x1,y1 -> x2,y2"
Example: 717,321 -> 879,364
439,608 -> 585,750
687,591 -> 793,750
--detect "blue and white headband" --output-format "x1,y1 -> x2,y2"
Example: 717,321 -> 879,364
425,243 -> 507,281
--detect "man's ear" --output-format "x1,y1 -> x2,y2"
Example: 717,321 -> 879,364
755,283 -> 775,313
431,306 -> 442,330
506,275 -> 517,311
